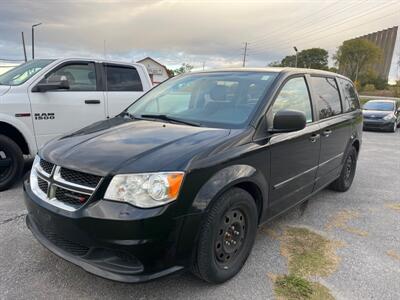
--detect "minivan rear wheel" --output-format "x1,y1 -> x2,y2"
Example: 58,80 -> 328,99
192,187 -> 258,283
0,135 -> 24,191
329,146 -> 357,192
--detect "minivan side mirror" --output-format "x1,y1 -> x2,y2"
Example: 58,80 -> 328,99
32,79 -> 69,92
270,109 -> 307,133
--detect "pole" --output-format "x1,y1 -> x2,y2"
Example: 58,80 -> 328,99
242,42 -> 248,67
31,26 -> 34,59
202,62 -> 205,71
31,23 -> 42,60
21,32 -> 27,62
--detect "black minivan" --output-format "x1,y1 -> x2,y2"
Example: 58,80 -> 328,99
24,68 -> 362,283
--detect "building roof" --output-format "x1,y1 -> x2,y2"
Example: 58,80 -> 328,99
136,57 -> 168,71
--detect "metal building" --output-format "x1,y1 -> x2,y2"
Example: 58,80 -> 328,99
340,26 -> 398,81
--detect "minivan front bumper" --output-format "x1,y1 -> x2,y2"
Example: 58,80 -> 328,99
24,179 -> 202,283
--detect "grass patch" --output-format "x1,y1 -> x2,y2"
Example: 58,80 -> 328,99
274,274 -> 334,300
280,227 -> 340,277
325,210 -> 368,237
385,203 -> 400,212
387,249 -> 400,261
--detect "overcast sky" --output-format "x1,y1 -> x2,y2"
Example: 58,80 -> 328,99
0,0 -> 399,79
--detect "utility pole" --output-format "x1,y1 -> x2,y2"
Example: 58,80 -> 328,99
202,61 -> 205,71
242,42 -> 248,67
32,23 -> 42,59
21,32 -> 27,62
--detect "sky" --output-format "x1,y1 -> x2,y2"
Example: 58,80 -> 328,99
0,0 -> 399,80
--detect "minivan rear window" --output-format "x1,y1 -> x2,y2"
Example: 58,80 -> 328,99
311,77 -> 342,119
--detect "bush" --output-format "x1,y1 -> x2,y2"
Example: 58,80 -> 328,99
363,84 -> 376,92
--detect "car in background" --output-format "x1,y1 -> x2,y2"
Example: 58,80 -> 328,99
0,58 -> 152,190
362,100 -> 400,132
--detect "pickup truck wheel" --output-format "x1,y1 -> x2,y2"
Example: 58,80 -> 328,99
192,188 -> 258,283
329,146 -> 357,192
0,135 -> 24,191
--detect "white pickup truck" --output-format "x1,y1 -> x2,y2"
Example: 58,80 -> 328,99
0,58 -> 152,190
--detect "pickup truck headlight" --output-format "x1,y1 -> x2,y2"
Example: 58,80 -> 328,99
104,172 -> 185,208
383,114 -> 394,121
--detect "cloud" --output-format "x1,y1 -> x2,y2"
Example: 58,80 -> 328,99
0,0 -> 399,76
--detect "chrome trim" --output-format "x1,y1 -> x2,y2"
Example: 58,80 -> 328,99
318,152 -> 343,167
53,166 -> 97,192
273,165 -> 318,190
53,183 -> 92,196
30,159 -> 102,212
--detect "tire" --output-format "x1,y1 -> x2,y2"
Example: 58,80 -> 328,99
329,146 -> 357,192
192,187 -> 258,283
0,135 -> 24,191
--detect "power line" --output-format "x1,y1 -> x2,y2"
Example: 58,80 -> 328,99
250,0 -> 365,47
250,2 -> 399,56
251,0 -> 394,52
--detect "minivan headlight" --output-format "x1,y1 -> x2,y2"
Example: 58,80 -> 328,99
104,172 -> 185,208
383,114 -> 394,121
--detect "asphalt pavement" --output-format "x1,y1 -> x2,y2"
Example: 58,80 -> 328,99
0,130 -> 399,300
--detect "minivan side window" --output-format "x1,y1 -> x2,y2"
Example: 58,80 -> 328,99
311,76 -> 342,119
45,63 -> 97,91
338,78 -> 360,112
271,77 -> 313,123
105,65 -> 143,92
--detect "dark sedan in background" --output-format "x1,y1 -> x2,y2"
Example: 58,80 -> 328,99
362,100 -> 400,132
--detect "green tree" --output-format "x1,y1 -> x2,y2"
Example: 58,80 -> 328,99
173,63 -> 194,75
279,48 -> 328,70
334,39 -> 382,81
267,60 -> 282,67
298,48 -> 328,69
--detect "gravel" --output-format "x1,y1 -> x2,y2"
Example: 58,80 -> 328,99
0,130 -> 399,300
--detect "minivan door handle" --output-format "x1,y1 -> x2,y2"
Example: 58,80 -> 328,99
322,129 -> 332,137
309,133 -> 320,143
85,100 -> 101,104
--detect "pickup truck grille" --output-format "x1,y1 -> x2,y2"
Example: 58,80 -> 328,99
31,158 -> 103,211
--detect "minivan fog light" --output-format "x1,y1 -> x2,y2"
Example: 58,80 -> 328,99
104,172 -> 184,208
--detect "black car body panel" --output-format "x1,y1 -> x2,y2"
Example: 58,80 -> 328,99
24,68 -> 362,282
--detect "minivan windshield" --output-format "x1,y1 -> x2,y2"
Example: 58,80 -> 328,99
363,101 -> 394,111
126,71 -> 277,128
0,59 -> 54,86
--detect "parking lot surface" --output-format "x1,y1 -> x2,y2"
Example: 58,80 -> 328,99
1,130 -> 399,300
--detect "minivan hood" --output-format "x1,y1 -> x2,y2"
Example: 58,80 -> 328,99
40,117 -> 231,176
0,85 -> 10,96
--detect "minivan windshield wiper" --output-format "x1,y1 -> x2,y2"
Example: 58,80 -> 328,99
140,114 -> 201,127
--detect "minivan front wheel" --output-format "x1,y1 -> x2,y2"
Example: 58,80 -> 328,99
329,146 -> 357,192
192,187 -> 258,283
0,135 -> 24,191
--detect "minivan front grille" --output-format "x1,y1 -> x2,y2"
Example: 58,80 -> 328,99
55,187 -> 90,207
37,177 -> 49,194
60,168 -> 101,188
31,158 -> 103,211
39,159 -> 54,175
